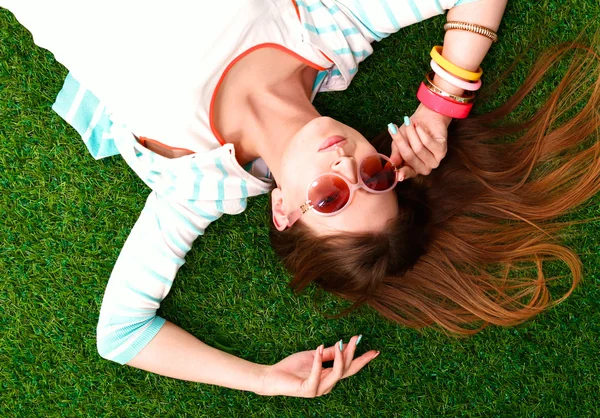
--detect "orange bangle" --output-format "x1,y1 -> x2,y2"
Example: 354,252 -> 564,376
430,46 -> 483,81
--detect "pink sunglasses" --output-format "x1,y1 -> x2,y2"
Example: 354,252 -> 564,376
287,153 -> 400,225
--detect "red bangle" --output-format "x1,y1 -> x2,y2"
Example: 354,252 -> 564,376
416,82 -> 472,119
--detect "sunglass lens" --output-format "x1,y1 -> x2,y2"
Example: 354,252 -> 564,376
360,155 -> 397,191
308,175 -> 351,214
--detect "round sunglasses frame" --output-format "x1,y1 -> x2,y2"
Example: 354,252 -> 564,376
286,153 -> 400,225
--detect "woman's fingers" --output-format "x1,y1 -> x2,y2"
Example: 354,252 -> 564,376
389,124 -> 428,175
389,119 -> 448,180
320,336 -> 356,361
396,165 -> 417,182
308,336 -> 379,396
304,345 -> 324,397
415,124 -> 447,164
342,335 -> 359,372
343,350 -> 380,379
405,122 -> 438,171
389,136 -> 404,168
321,345 -> 338,362
317,340 -> 346,395
390,141 -> 417,181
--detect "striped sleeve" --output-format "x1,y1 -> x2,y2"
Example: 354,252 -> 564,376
51,72 -> 272,365
52,72 -> 119,159
336,0 -> 481,41
96,192 -> 220,364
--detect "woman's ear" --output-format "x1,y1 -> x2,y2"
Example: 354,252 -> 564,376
271,187 -> 291,231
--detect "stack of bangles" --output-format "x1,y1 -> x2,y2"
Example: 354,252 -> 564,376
417,21 -> 498,119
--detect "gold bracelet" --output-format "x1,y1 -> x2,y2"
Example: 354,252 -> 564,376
443,21 -> 498,43
424,72 -> 475,104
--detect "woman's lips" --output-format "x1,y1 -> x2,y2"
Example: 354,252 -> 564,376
318,135 -> 347,152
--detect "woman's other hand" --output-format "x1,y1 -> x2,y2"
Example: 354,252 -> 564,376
389,103 -> 451,181
256,335 -> 378,397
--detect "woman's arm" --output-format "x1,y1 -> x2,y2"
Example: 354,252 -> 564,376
107,196 -> 263,391
95,191 -> 213,365
435,0 -> 509,97
95,192 -> 256,387
391,0 -> 508,180
98,192 -> 376,396
127,320 -> 266,391
129,323 -> 375,397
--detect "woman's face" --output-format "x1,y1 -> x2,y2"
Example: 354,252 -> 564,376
271,117 -> 399,234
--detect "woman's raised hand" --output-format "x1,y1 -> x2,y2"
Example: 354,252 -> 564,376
256,335 -> 379,397
389,103 -> 452,181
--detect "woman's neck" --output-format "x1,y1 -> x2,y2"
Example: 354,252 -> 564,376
212,47 -> 321,168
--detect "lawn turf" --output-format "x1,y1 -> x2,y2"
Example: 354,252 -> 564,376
1,2 -> 600,417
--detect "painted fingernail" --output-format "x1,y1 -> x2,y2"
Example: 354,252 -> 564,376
355,335 -> 363,346
387,123 -> 398,135
373,351 -> 380,359
339,339 -> 344,352
404,116 -> 411,126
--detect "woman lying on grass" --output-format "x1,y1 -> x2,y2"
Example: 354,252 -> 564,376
5,0 -> 600,398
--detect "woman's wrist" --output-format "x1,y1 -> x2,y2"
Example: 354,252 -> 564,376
416,102 -> 453,126
414,0 -> 508,121
254,364 -> 273,395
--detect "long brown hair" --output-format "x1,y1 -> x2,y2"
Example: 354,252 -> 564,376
270,42 -> 600,334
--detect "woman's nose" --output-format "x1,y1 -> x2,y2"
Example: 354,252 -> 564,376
331,156 -> 357,183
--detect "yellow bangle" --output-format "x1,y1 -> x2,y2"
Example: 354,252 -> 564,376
430,46 -> 483,82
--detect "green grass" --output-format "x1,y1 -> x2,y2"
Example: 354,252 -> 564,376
1,2 -> 600,416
